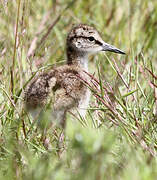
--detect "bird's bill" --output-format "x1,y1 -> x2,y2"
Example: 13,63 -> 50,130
102,42 -> 125,55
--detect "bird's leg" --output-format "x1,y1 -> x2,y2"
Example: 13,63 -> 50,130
51,93 -> 75,156
41,121 -> 54,150
34,107 -> 54,150
40,108 -> 66,153
56,111 -> 66,157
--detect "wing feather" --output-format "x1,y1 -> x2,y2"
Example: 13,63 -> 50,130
24,71 -> 56,109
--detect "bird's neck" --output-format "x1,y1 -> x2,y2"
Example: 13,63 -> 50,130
66,46 -> 88,72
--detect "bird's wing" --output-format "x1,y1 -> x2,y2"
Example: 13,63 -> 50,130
24,71 -> 56,110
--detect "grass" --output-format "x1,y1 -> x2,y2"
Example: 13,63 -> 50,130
0,0 -> 157,179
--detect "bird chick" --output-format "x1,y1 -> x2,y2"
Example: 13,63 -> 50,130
24,24 -> 125,127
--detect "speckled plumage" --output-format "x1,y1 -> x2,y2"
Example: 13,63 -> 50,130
25,24 -> 125,127
25,65 -> 90,126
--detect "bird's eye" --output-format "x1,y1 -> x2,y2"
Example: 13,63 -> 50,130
88,36 -> 95,41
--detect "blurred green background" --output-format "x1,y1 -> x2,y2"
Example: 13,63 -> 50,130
0,0 -> 157,179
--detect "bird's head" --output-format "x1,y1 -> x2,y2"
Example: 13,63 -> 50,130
67,24 -> 125,55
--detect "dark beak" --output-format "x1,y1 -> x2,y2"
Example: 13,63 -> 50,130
102,42 -> 125,55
